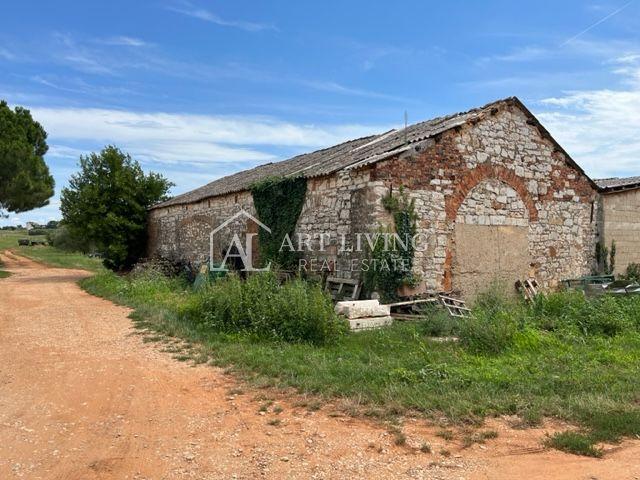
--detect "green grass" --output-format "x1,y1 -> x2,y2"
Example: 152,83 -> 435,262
546,431 -> 603,457
0,229 -> 104,272
79,269 -> 640,456
0,229 -> 29,250
14,246 -> 105,272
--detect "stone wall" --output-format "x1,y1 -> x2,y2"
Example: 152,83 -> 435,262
368,103 -> 599,296
600,189 -> 640,275
147,171 -> 377,276
147,190 -> 256,266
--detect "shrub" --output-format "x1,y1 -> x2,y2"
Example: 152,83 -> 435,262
529,291 -> 632,337
459,309 -> 518,354
420,306 -> 459,337
60,146 -> 173,270
47,225 -> 91,252
193,272 -> 347,344
577,295 -> 631,336
624,263 -> 640,282
27,228 -> 47,236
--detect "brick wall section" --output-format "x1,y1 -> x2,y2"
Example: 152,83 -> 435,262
600,189 -> 640,275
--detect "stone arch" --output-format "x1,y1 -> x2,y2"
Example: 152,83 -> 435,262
445,164 -> 538,222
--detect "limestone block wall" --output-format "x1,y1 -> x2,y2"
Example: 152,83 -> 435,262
147,171 -> 376,276
147,190 -> 256,266
600,189 -> 640,275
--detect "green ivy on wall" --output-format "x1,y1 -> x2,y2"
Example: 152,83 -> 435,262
364,186 -> 419,302
250,176 -> 307,269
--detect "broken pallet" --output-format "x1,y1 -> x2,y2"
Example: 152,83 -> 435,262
438,294 -> 473,318
325,276 -> 361,301
515,278 -> 539,302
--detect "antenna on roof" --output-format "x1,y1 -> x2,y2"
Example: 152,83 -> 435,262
404,110 -> 408,144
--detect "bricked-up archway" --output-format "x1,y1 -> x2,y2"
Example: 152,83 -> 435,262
445,164 -> 538,222
442,165 -> 538,293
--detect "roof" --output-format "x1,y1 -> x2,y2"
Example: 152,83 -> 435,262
152,96 -> 597,209
595,176 -> 640,193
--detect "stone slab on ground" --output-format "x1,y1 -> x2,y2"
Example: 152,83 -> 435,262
348,316 -> 393,331
335,300 -> 390,319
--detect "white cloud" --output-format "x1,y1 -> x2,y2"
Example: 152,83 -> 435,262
30,106 -> 384,167
537,56 -> 640,178
166,1 -> 276,32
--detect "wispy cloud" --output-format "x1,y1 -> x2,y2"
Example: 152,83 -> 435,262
53,32 -> 114,75
300,80 -> 411,103
30,75 -> 137,97
166,1 -> 277,32
0,47 -> 15,61
476,46 -> 549,65
98,36 -> 151,47
561,0 -> 635,46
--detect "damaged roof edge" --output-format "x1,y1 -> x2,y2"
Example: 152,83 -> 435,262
150,96 -> 599,210
595,176 -> 640,193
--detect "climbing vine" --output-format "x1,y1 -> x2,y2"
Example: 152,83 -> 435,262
364,186 -> 419,302
250,176 -> 307,269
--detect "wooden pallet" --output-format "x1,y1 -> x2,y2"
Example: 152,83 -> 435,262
515,278 -> 539,302
325,276 -> 361,301
438,294 -> 473,318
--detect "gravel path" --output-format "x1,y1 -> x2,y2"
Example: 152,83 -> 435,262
1,250 -> 639,480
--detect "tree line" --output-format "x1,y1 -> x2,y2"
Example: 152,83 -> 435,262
1,100 -> 172,270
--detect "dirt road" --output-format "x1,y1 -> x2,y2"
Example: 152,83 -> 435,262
1,251 -> 639,479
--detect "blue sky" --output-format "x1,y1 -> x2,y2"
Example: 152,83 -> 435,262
1,0 -> 639,225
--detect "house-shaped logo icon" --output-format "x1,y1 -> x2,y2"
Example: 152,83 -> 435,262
209,209 -> 271,272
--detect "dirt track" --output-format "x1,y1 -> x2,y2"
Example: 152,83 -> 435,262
1,251 -> 640,480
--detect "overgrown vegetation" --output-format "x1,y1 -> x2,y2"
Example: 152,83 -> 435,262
364,187 -> 418,301
46,224 -> 93,252
623,262 -> 640,282
595,240 -> 616,275
546,431 -> 603,458
80,266 -> 640,456
250,176 -> 307,269
87,268 -> 345,345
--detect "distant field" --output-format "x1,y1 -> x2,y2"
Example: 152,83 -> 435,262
0,229 -> 32,250
0,229 -> 104,272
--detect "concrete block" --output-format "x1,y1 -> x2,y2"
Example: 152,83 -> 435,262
349,316 -> 393,331
335,300 -> 391,319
